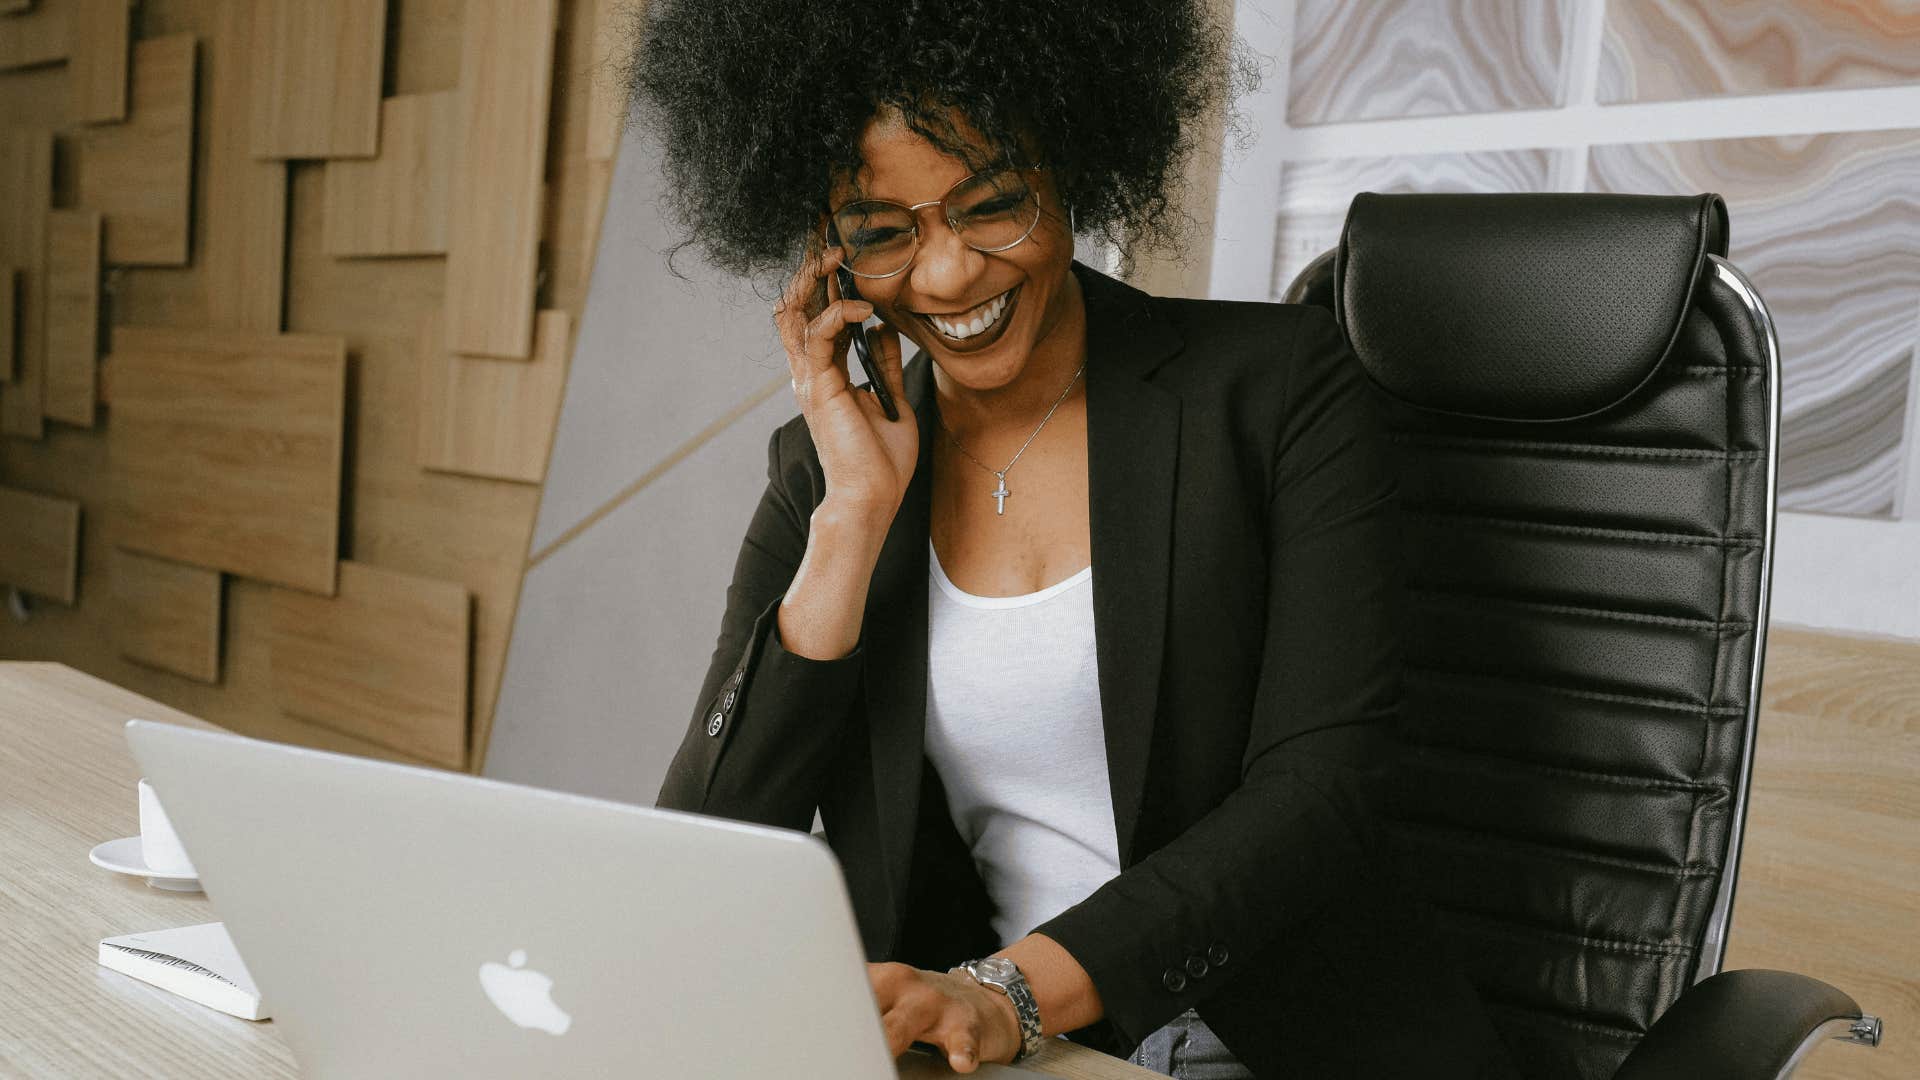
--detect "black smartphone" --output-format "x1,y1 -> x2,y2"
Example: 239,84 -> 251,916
825,226 -> 900,422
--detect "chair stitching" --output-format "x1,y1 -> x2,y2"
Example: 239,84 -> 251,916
1671,364 -> 1762,375
1405,742 -> 1731,795
1389,433 -> 1766,460
1429,903 -> 1699,958
1409,588 -> 1754,631
1404,665 -> 1743,716
1390,819 -> 1722,877
1479,1002 -> 1646,1041
1403,508 -> 1761,548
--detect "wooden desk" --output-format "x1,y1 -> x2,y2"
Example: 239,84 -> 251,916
0,663 -> 1158,1079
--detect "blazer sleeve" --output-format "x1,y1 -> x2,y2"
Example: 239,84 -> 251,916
654,423 -> 867,831
1032,305 -> 1403,1047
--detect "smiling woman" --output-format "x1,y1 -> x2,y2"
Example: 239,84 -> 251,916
630,3 -> 1516,1079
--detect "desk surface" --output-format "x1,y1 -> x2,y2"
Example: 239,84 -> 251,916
0,662 -> 1158,1079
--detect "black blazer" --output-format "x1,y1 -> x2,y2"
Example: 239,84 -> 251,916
658,263 -> 1516,1077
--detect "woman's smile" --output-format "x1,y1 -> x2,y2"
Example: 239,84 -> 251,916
916,284 -> 1021,352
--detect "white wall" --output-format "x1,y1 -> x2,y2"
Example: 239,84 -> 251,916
1211,0 -> 1920,639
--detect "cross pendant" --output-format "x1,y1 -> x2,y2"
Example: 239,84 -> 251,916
991,474 -> 1010,515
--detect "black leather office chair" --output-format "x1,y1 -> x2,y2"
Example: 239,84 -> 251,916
1282,193 -> 1883,1080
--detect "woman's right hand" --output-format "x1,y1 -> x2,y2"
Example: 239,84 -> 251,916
776,245 -> 918,530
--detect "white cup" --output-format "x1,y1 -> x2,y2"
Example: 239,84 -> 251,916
137,778 -> 197,878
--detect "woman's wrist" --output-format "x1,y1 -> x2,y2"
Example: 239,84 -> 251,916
775,500 -> 892,661
997,933 -> 1103,1038
812,495 -> 896,543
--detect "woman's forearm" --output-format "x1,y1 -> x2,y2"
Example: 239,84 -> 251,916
999,932 -> 1104,1037
776,498 -> 893,660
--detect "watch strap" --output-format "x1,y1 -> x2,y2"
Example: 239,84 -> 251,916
957,959 -> 1045,1062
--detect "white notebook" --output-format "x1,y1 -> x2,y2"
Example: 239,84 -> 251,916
98,921 -> 270,1021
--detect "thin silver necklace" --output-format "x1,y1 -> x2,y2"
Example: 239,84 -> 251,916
938,357 -> 1088,516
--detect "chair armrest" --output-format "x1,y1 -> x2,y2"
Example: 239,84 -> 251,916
1614,969 -> 1880,1080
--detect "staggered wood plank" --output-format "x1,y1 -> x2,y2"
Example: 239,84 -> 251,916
200,0 -> 286,331
322,91 -> 456,256
0,484 -> 80,604
43,208 -> 101,426
249,0 -> 385,159
268,561 -> 471,768
68,0 -> 129,123
112,547 -> 223,683
0,264 -> 15,382
73,33 -> 196,265
106,326 -> 346,596
584,0 -> 630,164
418,308 -> 571,483
0,0 -> 597,790
0,127 -> 50,437
445,0 -> 560,358
0,0 -> 64,69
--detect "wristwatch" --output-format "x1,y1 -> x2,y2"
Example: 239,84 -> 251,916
952,956 -> 1044,1062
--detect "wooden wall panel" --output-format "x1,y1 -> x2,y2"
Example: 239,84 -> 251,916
0,0 -> 604,779
269,561 -> 470,768
106,327 -> 345,595
73,33 -> 195,266
0,484 -> 79,604
112,547 -> 221,683
199,0 -> 285,331
43,209 -> 100,427
445,0 -> 559,358
0,0 -> 64,69
68,0 -> 129,124
418,308 -> 571,483
584,0 -> 631,164
249,0 -> 385,159
322,91 -> 456,257
0,127 -> 50,438
0,265 -> 15,382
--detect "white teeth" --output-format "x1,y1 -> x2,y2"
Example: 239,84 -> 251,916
930,289 -> 1013,341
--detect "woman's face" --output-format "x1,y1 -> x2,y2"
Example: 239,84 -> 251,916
827,111 -> 1079,395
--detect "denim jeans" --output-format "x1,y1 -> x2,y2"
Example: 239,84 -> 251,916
1127,1008 -> 1255,1079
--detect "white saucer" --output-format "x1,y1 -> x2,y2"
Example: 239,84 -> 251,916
89,836 -> 202,892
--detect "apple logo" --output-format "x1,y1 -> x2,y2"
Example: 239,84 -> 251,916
478,949 -> 573,1035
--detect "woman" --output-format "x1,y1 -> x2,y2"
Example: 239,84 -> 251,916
637,3 -> 1514,1076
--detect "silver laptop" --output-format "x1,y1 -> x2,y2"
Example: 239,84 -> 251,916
125,719 -> 1021,1078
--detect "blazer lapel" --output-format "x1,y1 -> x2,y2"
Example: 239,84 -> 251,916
862,263 -> 1185,950
1077,264 -> 1183,867
863,352 -> 939,941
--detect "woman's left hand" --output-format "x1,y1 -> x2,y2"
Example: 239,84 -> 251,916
868,961 -> 1023,1072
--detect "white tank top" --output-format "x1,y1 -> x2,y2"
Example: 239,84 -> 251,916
923,539 -> 1121,947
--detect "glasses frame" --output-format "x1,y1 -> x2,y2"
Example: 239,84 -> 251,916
826,164 -> 1049,280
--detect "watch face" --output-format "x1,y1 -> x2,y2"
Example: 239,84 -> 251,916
972,957 -> 1019,986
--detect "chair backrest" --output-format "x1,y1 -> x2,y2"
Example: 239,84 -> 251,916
1284,192 -> 1779,1080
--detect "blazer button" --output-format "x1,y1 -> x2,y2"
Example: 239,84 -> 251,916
721,688 -> 737,711
1184,954 -> 1209,979
706,712 -> 724,737
1207,942 -> 1229,967
1161,968 -> 1187,994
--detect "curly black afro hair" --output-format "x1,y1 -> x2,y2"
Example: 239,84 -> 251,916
625,0 -> 1255,280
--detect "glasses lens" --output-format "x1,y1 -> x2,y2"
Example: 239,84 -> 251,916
949,170 -> 1040,253
833,201 -> 916,277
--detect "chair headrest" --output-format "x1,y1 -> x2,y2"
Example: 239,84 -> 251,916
1333,192 -> 1729,422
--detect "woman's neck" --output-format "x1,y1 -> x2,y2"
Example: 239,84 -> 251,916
931,269 -> 1088,440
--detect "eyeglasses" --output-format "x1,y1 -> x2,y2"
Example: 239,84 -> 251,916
827,166 -> 1046,279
